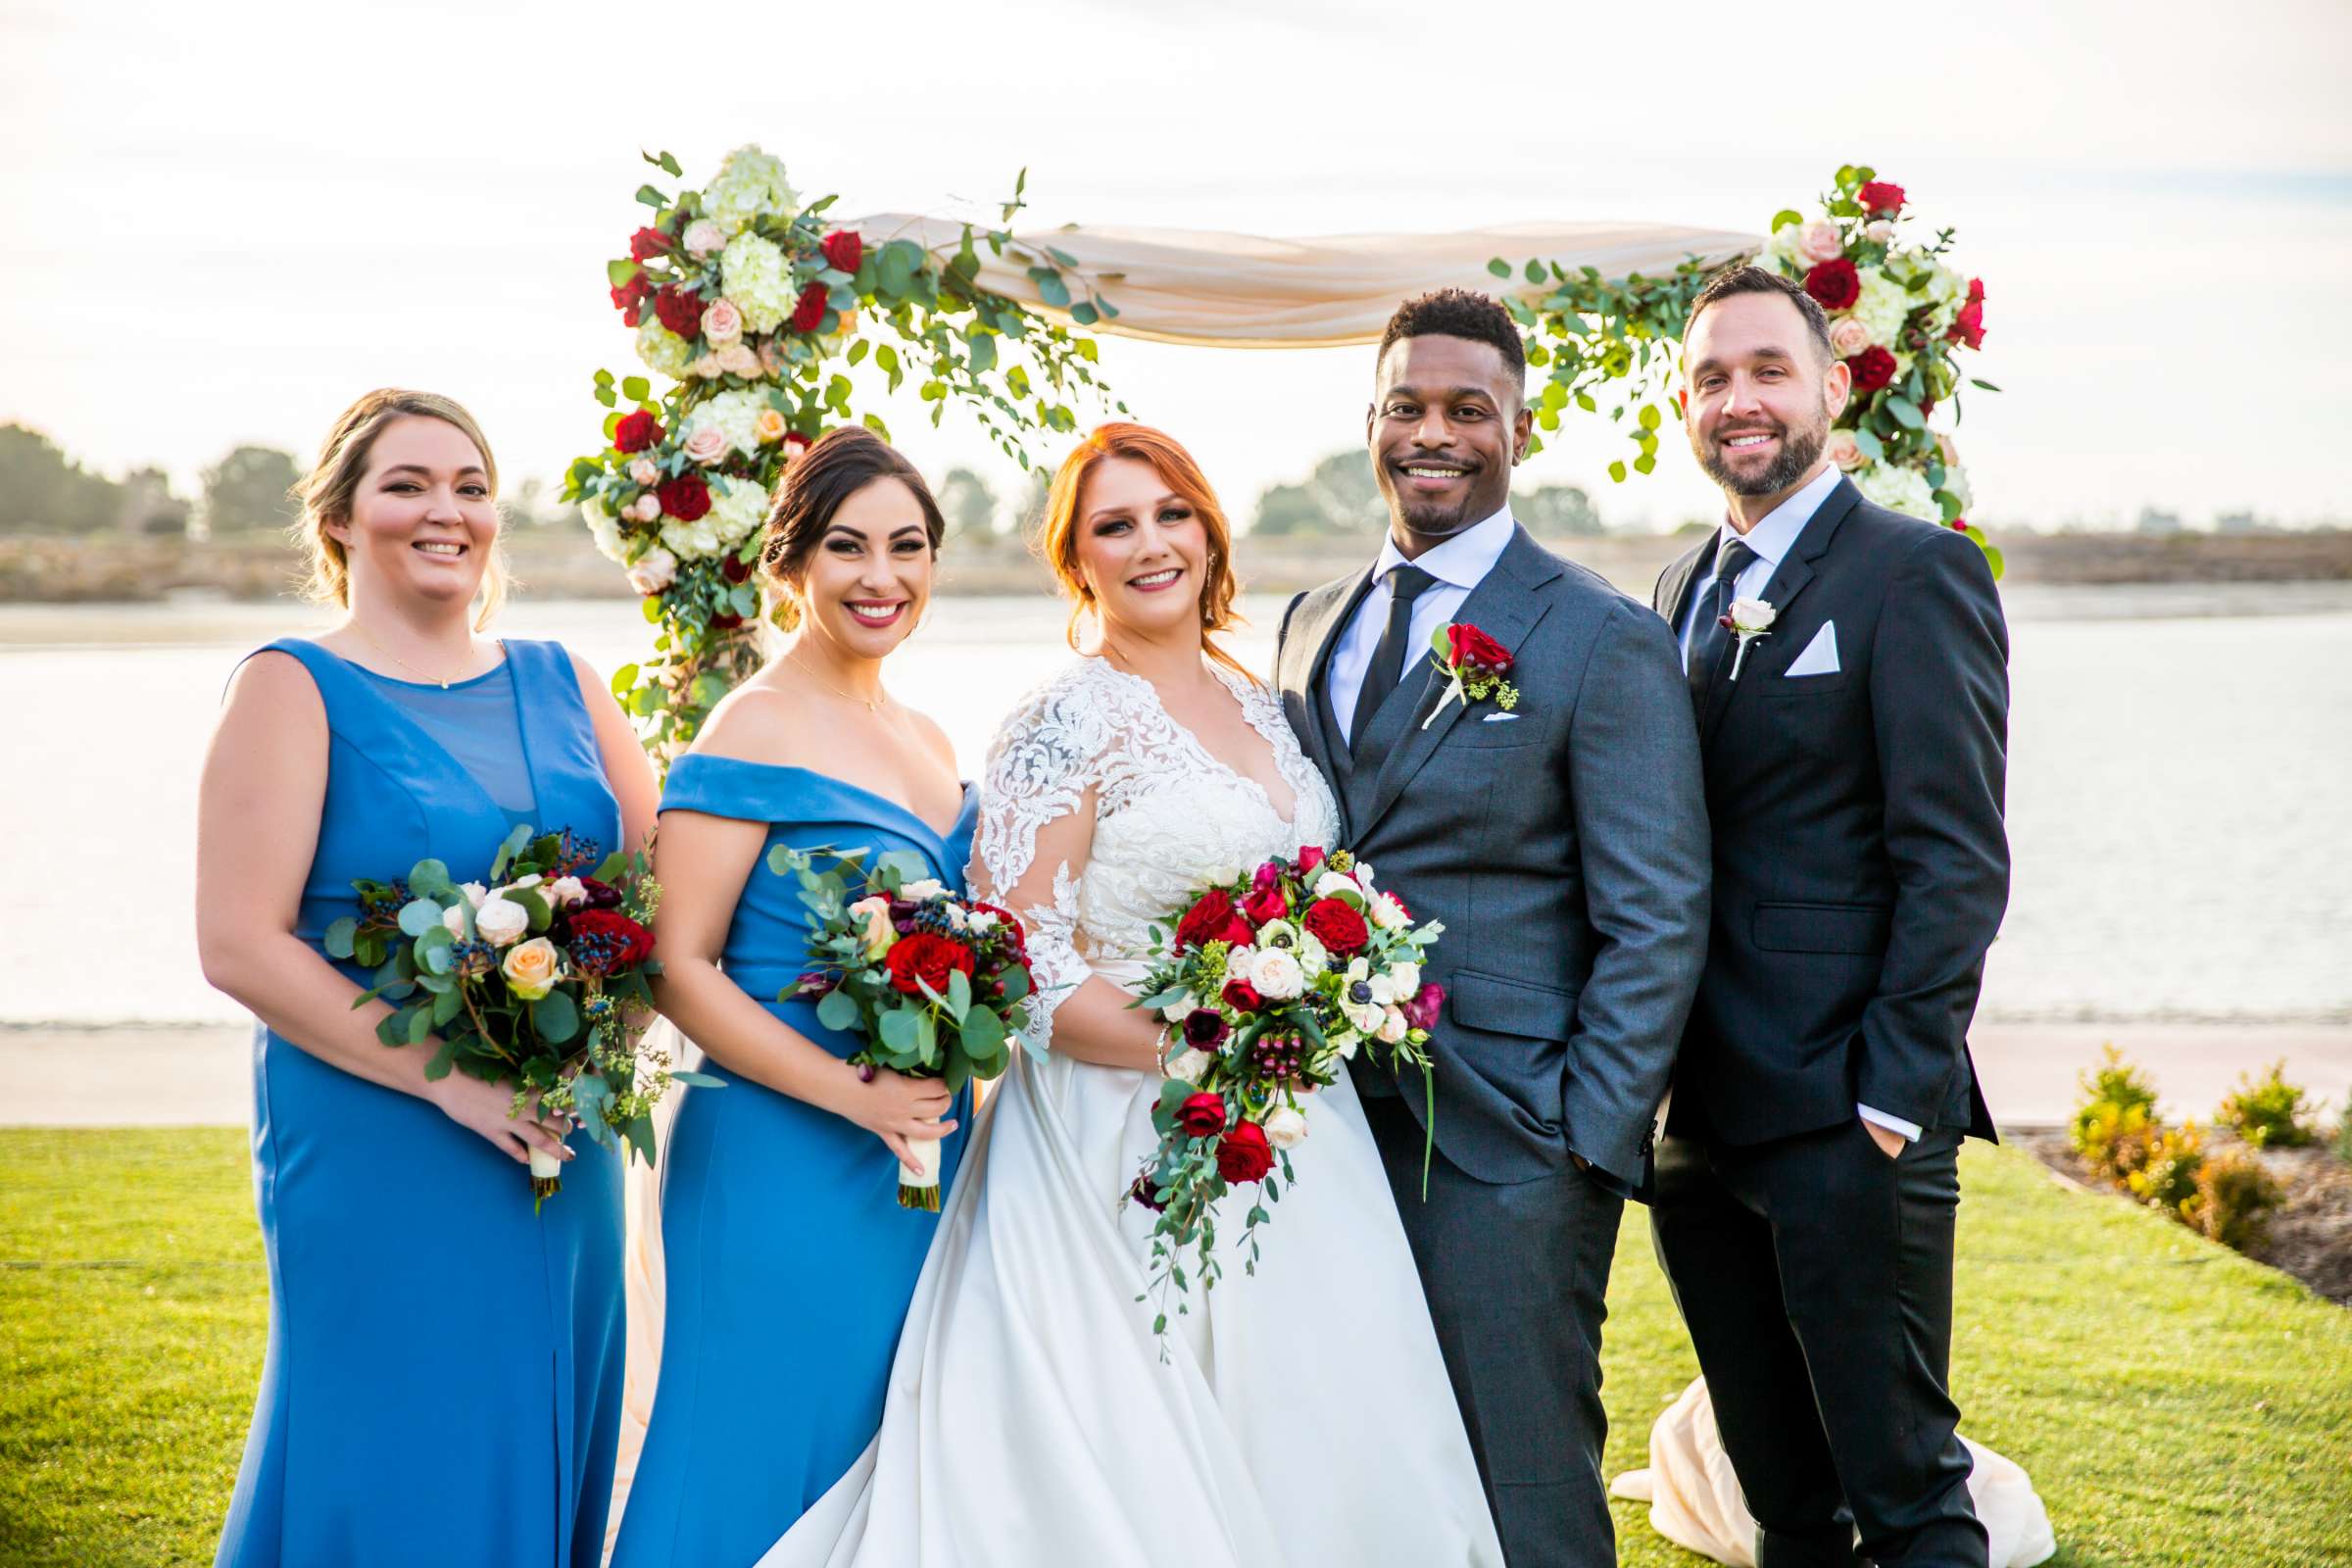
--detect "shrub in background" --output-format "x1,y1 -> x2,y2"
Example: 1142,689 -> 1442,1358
2218,1060 -> 2318,1150
2072,1045 -> 2160,1157
2190,1152 -> 2285,1251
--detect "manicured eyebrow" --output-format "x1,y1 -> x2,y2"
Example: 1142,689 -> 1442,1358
380,464 -> 487,479
1382,385 -> 1496,405
1089,491 -> 1180,524
1689,348 -> 1796,375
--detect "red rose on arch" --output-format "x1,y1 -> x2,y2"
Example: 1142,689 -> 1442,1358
821,229 -> 863,273
1804,258 -> 1860,312
612,411 -> 662,454
611,272 -> 652,325
791,282 -> 831,334
1857,180 -> 1906,216
1845,346 -> 1897,395
1216,1121 -> 1274,1184
1301,898 -> 1370,957
1176,1092 -> 1227,1138
565,909 -> 655,975
1946,279 -> 1986,350
885,932 -> 977,996
629,225 -> 671,262
720,552 -> 754,584
653,284 -> 706,340
656,474 -> 711,521
1446,622 -> 1513,673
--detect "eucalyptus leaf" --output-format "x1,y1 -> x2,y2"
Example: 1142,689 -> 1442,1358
397,899 -> 444,939
815,988 -> 860,1033
408,859 -> 454,899
532,989 -> 580,1045
323,918 -> 358,960
946,968 -> 972,1024
670,1070 -> 726,1088
878,1007 -> 921,1054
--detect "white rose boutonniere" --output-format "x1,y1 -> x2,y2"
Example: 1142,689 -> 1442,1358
1720,598 -> 1778,680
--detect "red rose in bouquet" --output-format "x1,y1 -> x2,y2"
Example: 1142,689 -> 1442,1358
1858,180 -> 1906,215
1242,884 -> 1289,926
566,909 -> 656,976
1176,889 -> 1251,952
1804,257 -> 1860,312
1221,976 -> 1264,1012
1176,1092 -> 1227,1138
1216,1122 -> 1274,1184
629,225 -> 671,261
821,229 -> 863,273
1846,345 -> 1897,395
1301,898 -> 1370,957
1296,846 -> 1327,876
791,282 -> 831,334
1182,1008 -> 1230,1049
612,411 -> 662,454
657,474 -> 711,521
1446,622 -> 1513,674
885,933 -> 976,996
654,284 -> 706,340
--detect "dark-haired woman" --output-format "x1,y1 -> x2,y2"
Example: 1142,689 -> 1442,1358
609,427 -> 973,1567
199,390 -> 658,1567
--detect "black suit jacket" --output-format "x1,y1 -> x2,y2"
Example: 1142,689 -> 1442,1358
1653,478 -> 2007,1146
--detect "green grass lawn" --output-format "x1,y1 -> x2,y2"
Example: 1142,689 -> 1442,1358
3,1130 -> 2348,1567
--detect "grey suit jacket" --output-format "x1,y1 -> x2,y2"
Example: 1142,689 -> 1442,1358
1274,526 -> 1711,1188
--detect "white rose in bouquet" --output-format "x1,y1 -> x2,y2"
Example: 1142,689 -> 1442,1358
1796,220 -> 1844,265
682,218 -> 726,258
1312,869 -> 1365,906
901,878 -> 947,902
682,425 -> 729,466
1377,1006 -> 1409,1045
701,298 -> 745,347
461,882 -> 488,907
547,876 -> 589,908
1165,1049 -> 1212,1084
474,897 -> 530,948
1264,1105 -> 1310,1150
1159,993 -> 1198,1023
1251,949 -> 1305,1002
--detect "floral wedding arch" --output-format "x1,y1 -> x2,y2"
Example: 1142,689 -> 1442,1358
566,151 -> 1995,763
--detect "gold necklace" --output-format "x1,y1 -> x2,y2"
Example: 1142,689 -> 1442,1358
790,653 -> 892,714
350,623 -> 490,690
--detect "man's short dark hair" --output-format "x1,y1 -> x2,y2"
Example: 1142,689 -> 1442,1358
1377,288 -> 1526,397
1683,265 -> 1834,363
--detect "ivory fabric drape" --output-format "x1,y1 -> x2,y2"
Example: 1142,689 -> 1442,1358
844,216 -> 1760,348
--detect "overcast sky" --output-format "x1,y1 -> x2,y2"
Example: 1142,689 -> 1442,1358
6,0 -> 2349,530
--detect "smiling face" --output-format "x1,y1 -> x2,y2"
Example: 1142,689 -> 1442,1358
1682,290 -> 1851,505
790,475 -> 936,660
1367,334 -> 1532,553
329,416 -> 499,612
1070,455 -> 1209,645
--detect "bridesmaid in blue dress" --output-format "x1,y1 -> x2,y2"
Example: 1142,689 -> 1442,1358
612,428 -> 973,1568
196,390 -> 658,1568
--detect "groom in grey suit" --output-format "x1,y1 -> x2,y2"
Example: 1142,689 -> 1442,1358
1273,289 -> 1711,1567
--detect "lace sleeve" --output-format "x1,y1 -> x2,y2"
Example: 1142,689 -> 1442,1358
971,671 -> 1115,1059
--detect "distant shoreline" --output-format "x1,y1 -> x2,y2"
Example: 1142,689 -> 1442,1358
6,527 -> 2351,604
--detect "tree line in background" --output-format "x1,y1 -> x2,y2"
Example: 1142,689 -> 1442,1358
3,420 -> 2319,545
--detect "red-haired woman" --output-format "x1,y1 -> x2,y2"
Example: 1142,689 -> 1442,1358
756,425 -> 1503,1566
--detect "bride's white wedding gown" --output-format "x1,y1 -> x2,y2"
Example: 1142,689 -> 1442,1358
757,656 -> 1503,1567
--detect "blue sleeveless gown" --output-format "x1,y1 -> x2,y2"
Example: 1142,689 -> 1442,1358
610,757 -> 977,1568
215,639 -> 627,1568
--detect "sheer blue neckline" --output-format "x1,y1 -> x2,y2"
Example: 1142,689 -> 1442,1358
308,638 -> 513,692
667,754 -> 977,846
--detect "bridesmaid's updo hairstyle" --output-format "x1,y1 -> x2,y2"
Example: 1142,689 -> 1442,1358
294,388 -> 508,630
1037,422 -> 1251,682
759,427 -> 947,632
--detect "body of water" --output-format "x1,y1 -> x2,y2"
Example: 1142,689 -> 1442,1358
6,584 -> 2348,1027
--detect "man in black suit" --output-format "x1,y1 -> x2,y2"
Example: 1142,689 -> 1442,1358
1649,265 -> 2009,1568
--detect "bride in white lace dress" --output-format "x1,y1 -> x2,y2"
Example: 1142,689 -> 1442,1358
758,426 -> 1501,1567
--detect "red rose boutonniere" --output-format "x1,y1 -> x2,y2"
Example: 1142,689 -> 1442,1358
1422,621 -> 1519,730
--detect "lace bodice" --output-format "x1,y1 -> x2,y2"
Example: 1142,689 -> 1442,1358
973,657 -> 1340,1055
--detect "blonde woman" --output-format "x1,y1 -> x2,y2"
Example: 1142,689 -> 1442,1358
198,389 -> 656,1568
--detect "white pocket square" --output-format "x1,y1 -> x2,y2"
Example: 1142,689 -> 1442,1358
1783,621 -> 1839,677
1481,710 -> 1520,722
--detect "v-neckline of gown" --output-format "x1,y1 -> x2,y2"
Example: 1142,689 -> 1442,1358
1093,658 -> 1300,831
295,636 -> 544,830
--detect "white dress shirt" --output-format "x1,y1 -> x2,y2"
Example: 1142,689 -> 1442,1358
1327,507 -> 1517,742
1682,465 -> 1921,1145
1677,464 -> 1842,665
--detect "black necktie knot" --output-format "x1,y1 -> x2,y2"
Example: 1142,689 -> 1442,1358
1349,563 -> 1441,751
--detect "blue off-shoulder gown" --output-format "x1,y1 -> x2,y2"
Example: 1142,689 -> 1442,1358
610,757 -> 976,1568
215,638 -> 627,1568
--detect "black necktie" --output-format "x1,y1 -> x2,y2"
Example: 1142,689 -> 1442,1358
1685,536 -> 1760,711
1350,564 -> 1437,752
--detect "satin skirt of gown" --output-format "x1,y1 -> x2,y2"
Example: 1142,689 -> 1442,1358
758,656 -> 1503,1568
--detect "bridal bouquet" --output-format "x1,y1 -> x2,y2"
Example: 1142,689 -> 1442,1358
329,824 -> 704,1206
1126,848 -> 1445,1335
772,845 -> 1038,1209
